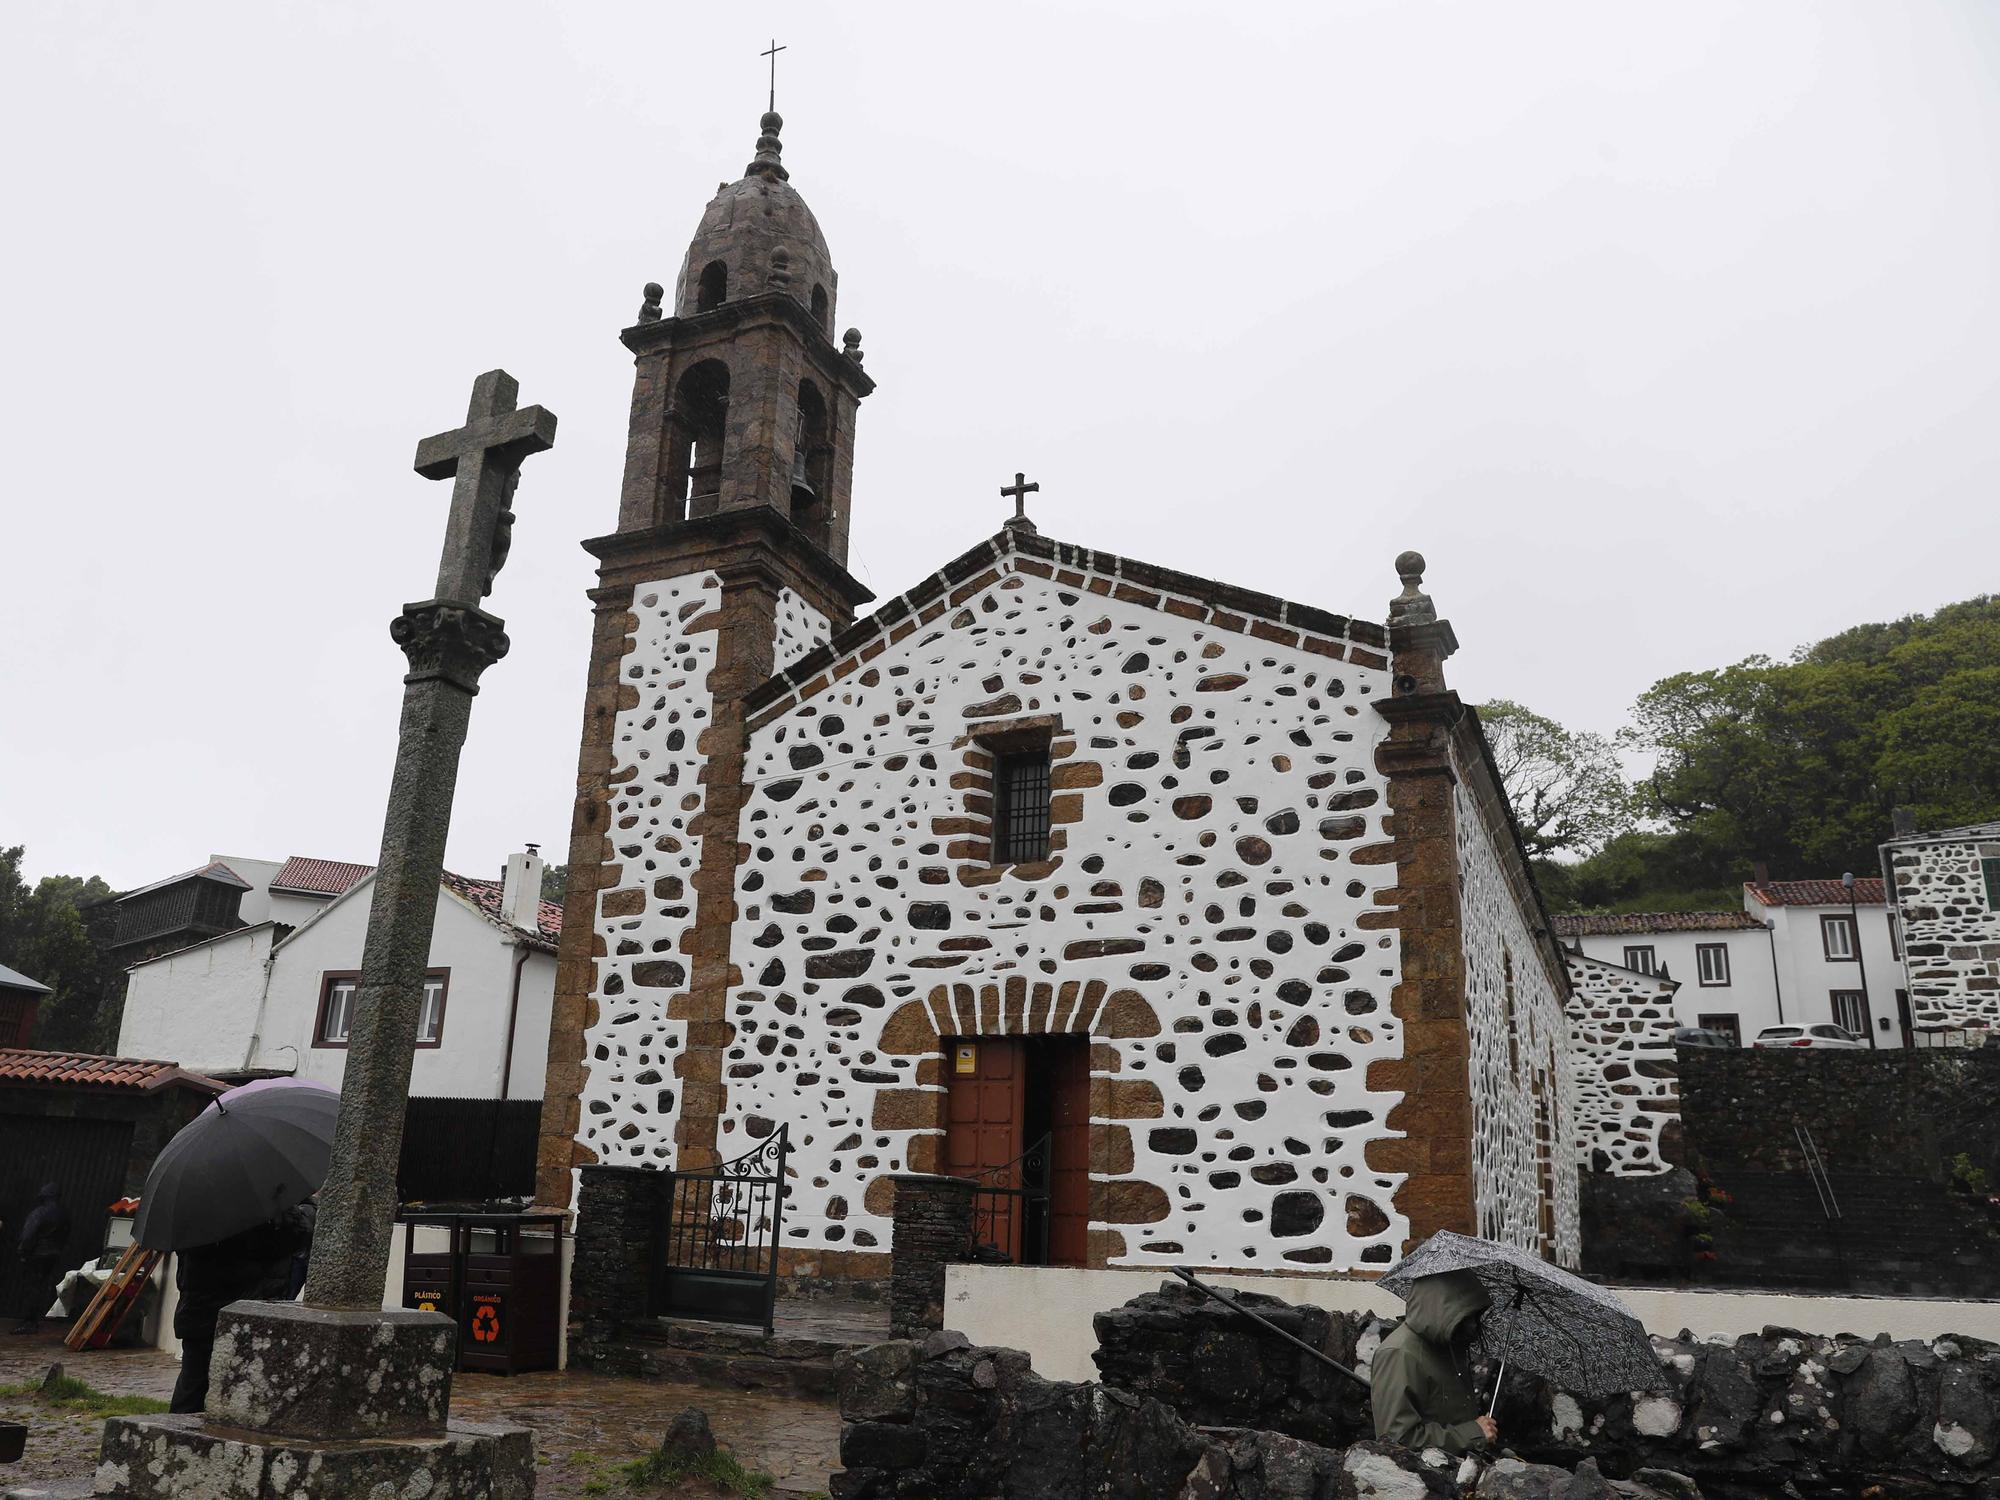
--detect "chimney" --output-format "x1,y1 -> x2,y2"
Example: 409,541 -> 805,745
501,844 -> 543,932
1752,860 -> 1771,886
1891,806 -> 1918,839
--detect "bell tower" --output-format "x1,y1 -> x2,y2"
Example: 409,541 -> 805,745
613,110 -> 873,571
540,112 -> 875,1201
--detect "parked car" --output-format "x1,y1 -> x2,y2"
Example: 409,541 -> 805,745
1752,1023 -> 1869,1050
1672,1027 -> 1737,1049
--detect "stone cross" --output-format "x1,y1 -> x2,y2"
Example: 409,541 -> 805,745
301,370 -> 558,1311
414,369 -> 557,601
1001,471 -> 1039,531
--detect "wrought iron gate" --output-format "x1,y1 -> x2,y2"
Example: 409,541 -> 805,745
650,1126 -> 788,1333
964,1132 -> 1051,1266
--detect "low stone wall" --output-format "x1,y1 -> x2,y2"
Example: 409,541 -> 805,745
833,1332 -> 1697,1500
1093,1282 -> 2000,1498
887,1174 -> 975,1338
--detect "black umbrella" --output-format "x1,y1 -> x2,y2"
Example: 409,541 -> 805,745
134,1078 -> 339,1251
1381,1231 -> 1667,1403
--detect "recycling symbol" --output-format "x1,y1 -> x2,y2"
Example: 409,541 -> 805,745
471,1304 -> 500,1343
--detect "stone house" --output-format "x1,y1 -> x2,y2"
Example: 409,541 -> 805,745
1883,818 -> 2000,1039
536,110 -> 1581,1282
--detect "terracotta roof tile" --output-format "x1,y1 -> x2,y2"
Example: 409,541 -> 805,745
440,871 -> 562,950
269,857 -> 375,896
0,1050 -> 224,1093
1746,879 -> 1886,907
1552,911 -> 1768,937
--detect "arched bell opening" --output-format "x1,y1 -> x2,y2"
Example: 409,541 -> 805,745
663,359 -> 731,521
790,378 -> 832,548
697,260 -> 728,313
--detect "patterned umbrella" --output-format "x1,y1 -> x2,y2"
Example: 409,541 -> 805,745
1380,1230 -> 1667,1400
133,1078 -> 338,1252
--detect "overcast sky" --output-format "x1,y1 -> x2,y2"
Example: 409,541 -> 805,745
5,2 -> 1996,890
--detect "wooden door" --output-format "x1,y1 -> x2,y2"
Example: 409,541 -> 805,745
944,1038 -> 1026,1261
1046,1041 -> 1092,1267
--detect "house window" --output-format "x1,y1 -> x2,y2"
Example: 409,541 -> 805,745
1830,990 -> 1870,1037
1983,856 -> 2000,909
315,969 -> 450,1048
1888,913 -> 1900,961
1696,943 -> 1730,987
1623,945 -> 1658,976
1821,914 -> 1858,961
1698,1013 -> 1741,1046
992,750 -> 1053,864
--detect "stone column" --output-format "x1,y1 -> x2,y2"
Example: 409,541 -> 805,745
569,1163 -> 665,1373
1362,552 -> 1481,1250
888,1174 -> 976,1338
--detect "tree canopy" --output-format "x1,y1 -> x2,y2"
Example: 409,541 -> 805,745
0,846 -> 120,1051
1484,594 -> 2000,913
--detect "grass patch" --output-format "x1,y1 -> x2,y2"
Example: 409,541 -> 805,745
621,1446 -> 774,1497
0,1373 -> 170,1418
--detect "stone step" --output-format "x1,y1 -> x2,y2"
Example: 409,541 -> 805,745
613,1298 -> 891,1401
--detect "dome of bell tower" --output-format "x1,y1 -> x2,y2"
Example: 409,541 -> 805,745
673,112 -> 838,335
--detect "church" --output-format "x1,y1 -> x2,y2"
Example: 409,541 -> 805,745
535,109 -> 1579,1289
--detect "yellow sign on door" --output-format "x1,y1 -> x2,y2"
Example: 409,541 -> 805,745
953,1043 -> 978,1075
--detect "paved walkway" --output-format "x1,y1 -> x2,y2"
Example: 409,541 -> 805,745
0,1328 -> 843,1498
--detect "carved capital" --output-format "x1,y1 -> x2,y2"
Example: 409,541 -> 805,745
389,599 -> 509,691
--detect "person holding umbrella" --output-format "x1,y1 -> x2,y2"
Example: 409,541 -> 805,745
1369,1268 -> 1497,1454
131,1078 -> 340,1412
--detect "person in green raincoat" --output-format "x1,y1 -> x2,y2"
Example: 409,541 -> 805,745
1370,1268 -> 1498,1454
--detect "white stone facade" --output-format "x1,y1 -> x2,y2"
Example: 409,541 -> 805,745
575,571 -> 721,1166
1562,952 -> 1679,1176
719,555 -> 1411,1269
1454,771 -> 1582,1265
1886,824 -> 2000,1032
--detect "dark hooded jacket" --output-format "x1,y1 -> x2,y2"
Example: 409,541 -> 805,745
1371,1269 -> 1492,1454
17,1184 -> 69,1260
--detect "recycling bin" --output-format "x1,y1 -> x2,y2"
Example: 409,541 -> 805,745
399,1212 -> 563,1375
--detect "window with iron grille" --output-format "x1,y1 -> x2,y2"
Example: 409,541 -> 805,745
992,750 -> 1052,864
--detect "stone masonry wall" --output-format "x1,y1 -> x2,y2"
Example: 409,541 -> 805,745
1453,751 -> 1581,1265
572,571 -> 721,1171
1564,952 -> 1680,1176
720,549 -> 1409,1273
774,584 -> 832,672
1890,833 -> 2000,1031
1093,1281 -> 2000,1500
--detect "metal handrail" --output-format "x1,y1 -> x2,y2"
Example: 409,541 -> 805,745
1794,1124 -> 1841,1219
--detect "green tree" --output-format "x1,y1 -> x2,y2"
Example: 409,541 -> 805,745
1625,596 -> 2000,876
539,861 -> 569,904
0,847 -> 120,1051
1476,699 -> 1633,860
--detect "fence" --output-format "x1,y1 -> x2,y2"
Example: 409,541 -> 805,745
398,1097 -> 541,1205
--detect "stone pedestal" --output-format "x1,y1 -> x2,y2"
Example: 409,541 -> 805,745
887,1174 -> 975,1338
94,1303 -> 534,1499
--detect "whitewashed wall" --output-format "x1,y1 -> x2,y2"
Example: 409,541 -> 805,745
275,884 -> 555,1099
1764,902 -> 1903,1045
1564,928 -> 1777,1042
1454,770 -> 1580,1265
721,556 -> 1407,1271
773,584 -> 832,670
1563,952 -> 1678,1175
573,571 -> 722,1166
118,924 -> 279,1074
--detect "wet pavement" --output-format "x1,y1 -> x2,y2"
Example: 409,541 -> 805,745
0,1327 -> 843,1497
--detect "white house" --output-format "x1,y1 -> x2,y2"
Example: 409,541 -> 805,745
118,849 -> 559,1099
1553,877 -> 1903,1047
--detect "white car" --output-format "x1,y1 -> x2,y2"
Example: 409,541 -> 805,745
1752,1023 -> 1869,1050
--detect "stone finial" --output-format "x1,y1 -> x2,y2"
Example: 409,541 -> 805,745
1389,549 -> 1435,624
768,247 -> 792,290
842,328 -> 864,363
637,282 -> 664,324
747,110 -> 790,181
